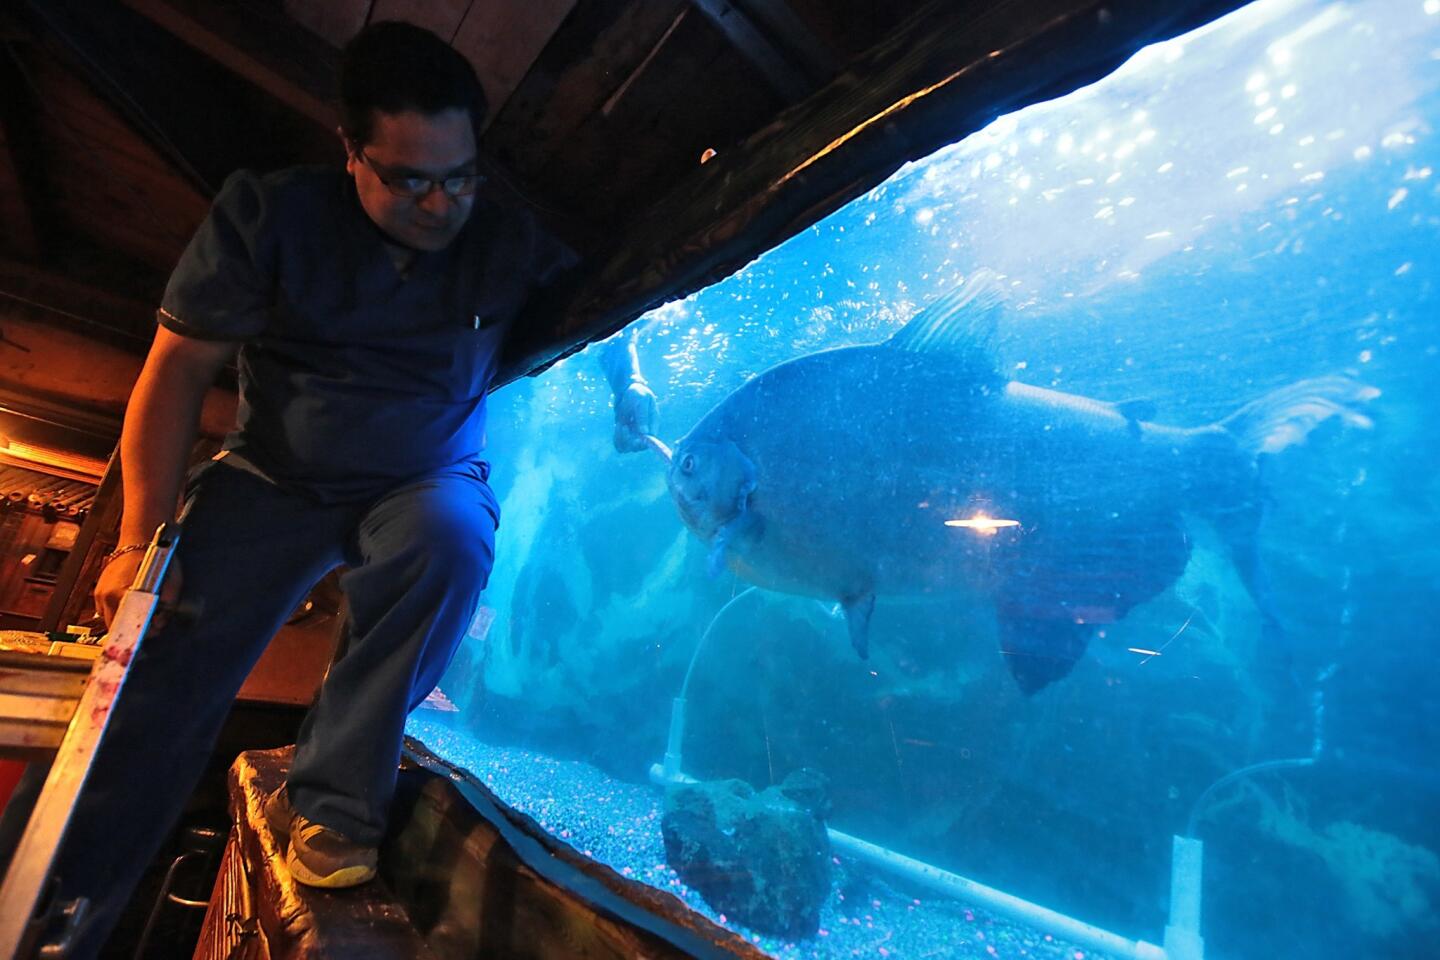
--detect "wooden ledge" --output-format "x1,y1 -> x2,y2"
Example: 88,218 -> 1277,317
218,747 -> 436,960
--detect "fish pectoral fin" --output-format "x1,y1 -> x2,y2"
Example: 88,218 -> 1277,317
705,539 -> 728,577
841,593 -> 876,659
705,511 -> 763,577
1115,398 -> 1157,424
997,614 -> 1092,695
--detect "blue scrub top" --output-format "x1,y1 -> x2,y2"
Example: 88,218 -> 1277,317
159,167 -> 575,503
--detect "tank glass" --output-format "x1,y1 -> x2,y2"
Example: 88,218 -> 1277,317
409,0 -> 1440,956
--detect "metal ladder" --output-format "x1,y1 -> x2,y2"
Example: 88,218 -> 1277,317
0,524 -> 179,959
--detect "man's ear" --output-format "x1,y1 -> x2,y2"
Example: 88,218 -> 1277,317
339,130 -> 359,173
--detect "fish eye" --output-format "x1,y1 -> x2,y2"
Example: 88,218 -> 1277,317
680,453 -> 695,474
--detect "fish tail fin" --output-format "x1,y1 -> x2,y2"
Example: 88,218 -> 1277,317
1218,375 -> 1378,458
1202,376 -> 1377,671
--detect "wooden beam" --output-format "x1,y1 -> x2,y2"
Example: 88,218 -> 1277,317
689,0 -> 812,102
0,390 -> 118,466
116,0 -> 337,130
0,307 -> 236,440
0,258 -> 157,351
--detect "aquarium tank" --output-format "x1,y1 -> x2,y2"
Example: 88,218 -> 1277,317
407,0 -> 1439,956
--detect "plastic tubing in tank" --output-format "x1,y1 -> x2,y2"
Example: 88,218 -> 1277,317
827,830 -> 1169,960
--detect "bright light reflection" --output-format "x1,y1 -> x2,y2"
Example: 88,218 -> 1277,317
945,514 -> 1021,535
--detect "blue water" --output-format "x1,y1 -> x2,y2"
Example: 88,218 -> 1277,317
412,1 -> 1440,957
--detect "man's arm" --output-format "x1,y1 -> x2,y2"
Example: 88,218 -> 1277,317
94,326 -> 238,624
597,329 -> 658,454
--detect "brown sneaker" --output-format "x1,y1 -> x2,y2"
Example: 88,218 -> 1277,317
263,785 -> 377,889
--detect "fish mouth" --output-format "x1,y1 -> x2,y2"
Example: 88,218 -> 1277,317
670,490 -> 731,542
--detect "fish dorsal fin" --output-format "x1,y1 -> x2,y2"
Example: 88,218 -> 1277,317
886,269 -> 1006,372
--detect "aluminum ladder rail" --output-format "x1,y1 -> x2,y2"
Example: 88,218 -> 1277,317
0,524 -> 179,959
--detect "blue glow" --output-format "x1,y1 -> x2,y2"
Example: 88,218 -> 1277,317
417,1 -> 1440,957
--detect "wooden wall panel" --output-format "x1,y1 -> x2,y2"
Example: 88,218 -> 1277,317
288,0 -> 576,129
283,0 -> 373,47
27,54 -> 208,274
487,4 -> 781,241
0,120 -> 40,262
117,0 -> 338,129
451,0 -> 577,125
367,0 -> 470,43
490,0 -> 689,158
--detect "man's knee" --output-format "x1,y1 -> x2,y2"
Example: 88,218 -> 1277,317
392,499 -> 495,586
428,518 -> 495,586
362,478 -> 497,582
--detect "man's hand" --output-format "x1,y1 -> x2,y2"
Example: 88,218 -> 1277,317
94,552 -> 183,631
598,332 -> 660,453
613,380 -> 658,453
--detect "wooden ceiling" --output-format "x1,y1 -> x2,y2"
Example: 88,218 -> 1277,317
0,0 -> 909,312
0,0 -> 1252,453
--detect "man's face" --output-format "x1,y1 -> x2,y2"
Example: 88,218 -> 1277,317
345,108 -> 478,252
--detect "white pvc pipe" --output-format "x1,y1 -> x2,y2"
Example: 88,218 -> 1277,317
650,764 -> 1169,960
662,696 -> 687,778
1163,836 -> 1205,960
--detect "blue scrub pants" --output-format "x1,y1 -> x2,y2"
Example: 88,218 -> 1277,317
52,459 -> 497,957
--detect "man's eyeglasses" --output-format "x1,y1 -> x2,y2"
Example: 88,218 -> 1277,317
358,150 -> 484,199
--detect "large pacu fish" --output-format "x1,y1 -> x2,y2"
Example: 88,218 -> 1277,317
665,272 -> 1376,694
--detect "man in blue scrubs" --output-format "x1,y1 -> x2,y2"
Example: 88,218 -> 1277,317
62,20 -> 642,953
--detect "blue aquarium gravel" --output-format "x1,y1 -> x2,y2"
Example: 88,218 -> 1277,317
408,713 -> 1121,960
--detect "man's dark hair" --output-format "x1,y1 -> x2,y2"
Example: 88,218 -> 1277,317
339,21 -> 487,146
